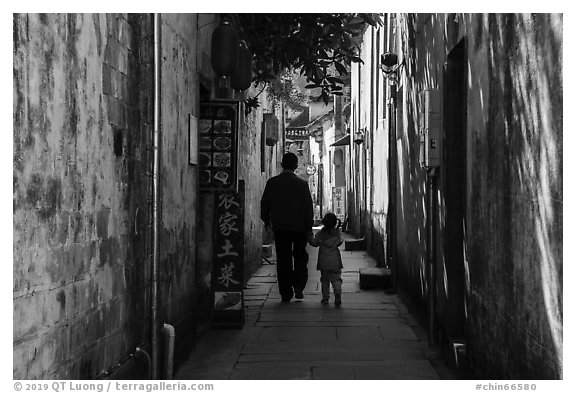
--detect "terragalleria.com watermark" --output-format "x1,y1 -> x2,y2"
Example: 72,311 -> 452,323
13,381 -> 215,392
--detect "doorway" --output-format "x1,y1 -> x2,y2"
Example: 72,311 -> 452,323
441,38 -> 468,341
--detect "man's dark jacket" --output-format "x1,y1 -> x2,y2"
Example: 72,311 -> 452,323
261,171 -> 314,233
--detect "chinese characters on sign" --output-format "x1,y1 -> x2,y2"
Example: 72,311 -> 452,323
332,186 -> 346,221
212,181 -> 245,327
286,128 -> 310,140
199,100 -> 240,191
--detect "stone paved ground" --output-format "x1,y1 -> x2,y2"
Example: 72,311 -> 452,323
176,233 -> 456,380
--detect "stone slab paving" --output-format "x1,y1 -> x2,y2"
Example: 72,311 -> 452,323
175,234 -> 455,380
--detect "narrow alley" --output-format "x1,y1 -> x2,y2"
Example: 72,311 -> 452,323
12,13 -> 563,382
176,232 -> 453,380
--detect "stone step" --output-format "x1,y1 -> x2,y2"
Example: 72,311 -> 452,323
344,237 -> 366,251
261,244 -> 273,258
359,267 -> 392,289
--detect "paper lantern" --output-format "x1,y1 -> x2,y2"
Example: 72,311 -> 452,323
231,43 -> 252,91
211,21 -> 239,76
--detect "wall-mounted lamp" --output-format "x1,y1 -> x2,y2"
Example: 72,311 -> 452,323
380,52 -> 404,86
380,52 -> 398,74
353,128 -> 365,145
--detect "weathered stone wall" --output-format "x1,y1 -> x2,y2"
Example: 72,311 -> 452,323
157,14 -> 203,368
348,57 -> 367,239
397,13 -> 563,378
13,13 -> 155,379
12,12 -> 223,379
350,26 -> 390,266
318,123 -> 335,217
462,13 -> 562,378
192,14 -> 218,335
237,94 -> 286,280
352,13 -> 562,378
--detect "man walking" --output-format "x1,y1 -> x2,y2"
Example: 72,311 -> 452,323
261,153 -> 314,303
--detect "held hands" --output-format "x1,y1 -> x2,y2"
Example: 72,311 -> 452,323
306,231 -> 314,243
307,231 -> 320,247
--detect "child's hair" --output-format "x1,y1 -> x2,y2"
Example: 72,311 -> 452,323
321,212 -> 338,230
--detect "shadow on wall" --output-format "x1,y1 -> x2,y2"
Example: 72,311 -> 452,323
394,13 -> 444,314
443,13 -> 563,378
399,13 -> 562,378
479,13 -> 562,377
395,109 -> 428,305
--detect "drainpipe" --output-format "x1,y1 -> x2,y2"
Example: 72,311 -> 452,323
135,347 -> 152,379
162,323 -> 176,379
151,12 -> 162,380
387,94 -> 397,290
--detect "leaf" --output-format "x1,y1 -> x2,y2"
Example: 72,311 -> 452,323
342,34 -> 352,48
359,13 -> 377,27
232,13 -> 369,105
334,62 -> 348,75
346,20 -> 364,27
244,97 -> 260,116
347,16 -> 364,25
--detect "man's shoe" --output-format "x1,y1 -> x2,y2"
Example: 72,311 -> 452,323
281,297 -> 292,303
321,298 -> 329,304
334,295 -> 342,307
295,290 -> 304,299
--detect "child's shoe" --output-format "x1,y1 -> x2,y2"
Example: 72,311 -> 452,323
334,294 -> 342,307
321,297 -> 329,304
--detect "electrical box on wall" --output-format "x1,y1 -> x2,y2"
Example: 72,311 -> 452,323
419,89 -> 441,168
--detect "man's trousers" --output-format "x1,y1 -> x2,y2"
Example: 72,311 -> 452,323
273,230 -> 309,300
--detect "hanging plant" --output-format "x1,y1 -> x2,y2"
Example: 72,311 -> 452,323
267,68 -> 309,112
244,82 -> 267,116
227,13 -> 383,109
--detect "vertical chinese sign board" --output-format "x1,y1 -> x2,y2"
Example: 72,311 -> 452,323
199,100 -> 244,327
198,100 -> 240,192
332,186 -> 346,222
212,181 -> 245,327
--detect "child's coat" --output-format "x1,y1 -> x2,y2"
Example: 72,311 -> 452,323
309,228 -> 343,270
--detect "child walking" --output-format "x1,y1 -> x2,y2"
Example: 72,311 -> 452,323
309,213 -> 344,306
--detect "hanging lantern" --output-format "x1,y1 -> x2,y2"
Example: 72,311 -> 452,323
231,43 -> 253,91
210,21 -> 239,76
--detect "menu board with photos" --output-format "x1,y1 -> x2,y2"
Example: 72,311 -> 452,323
199,100 -> 240,191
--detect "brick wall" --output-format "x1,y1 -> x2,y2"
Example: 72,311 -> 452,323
13,13 -> 155,378
156,14 -> 202,367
